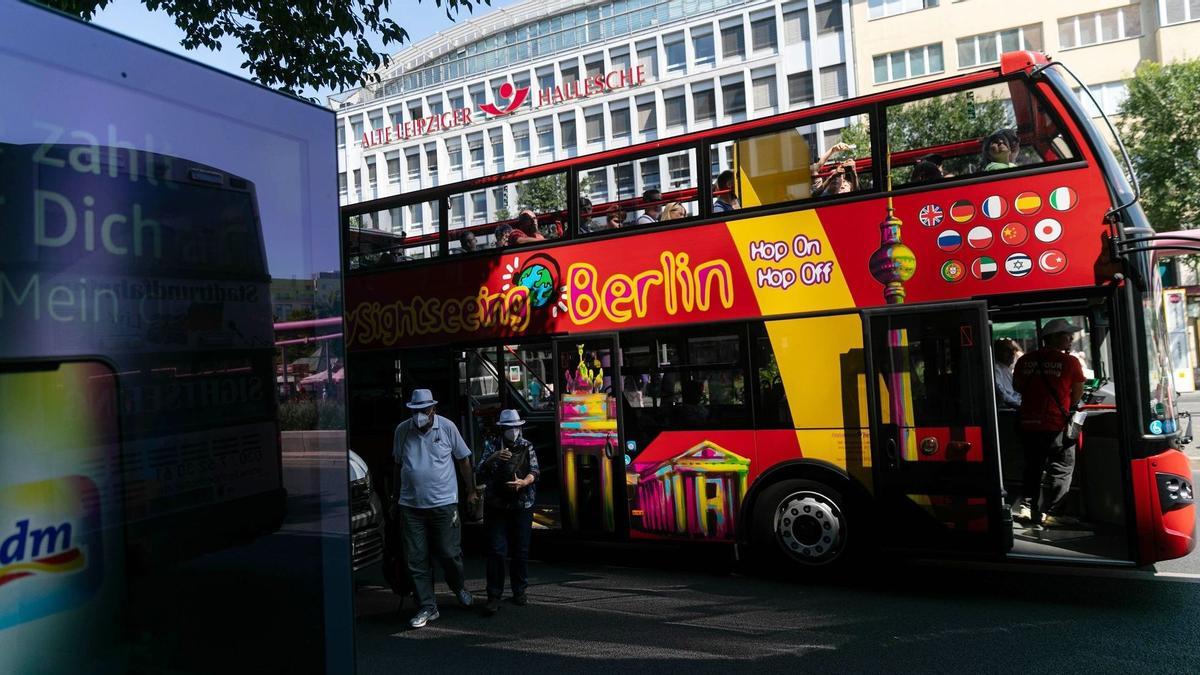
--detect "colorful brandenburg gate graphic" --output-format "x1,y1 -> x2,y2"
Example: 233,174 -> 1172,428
631,441 -> 750,540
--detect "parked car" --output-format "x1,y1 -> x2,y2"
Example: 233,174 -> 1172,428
349,450 -> 385,575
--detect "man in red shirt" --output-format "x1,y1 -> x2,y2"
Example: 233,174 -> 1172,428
1012,319 -> 1086,530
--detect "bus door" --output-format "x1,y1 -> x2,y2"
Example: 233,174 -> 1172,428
863,302 -> 1011,556
553,336 -> 626,536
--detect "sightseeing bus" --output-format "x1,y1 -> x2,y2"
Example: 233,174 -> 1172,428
0,141 -> 285,572
342,51 -> 1194,569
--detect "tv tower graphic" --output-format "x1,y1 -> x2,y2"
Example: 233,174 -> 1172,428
868,162 -> 916,303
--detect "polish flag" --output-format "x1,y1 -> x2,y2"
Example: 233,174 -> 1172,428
967,226 -> 993,249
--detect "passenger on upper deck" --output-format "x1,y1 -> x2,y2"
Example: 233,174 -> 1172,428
579,197 -> 596,233
909,154 -> 946,184
712,170 -> 739,213
602,208 -> 625,231
494,223 -> 514,248
457,231 -> 478,253
660,202 -> 688,221
511,210 -> 547,245
982,129 -> 1020,171
816,159 -> 859,196
636,189 -> 663,225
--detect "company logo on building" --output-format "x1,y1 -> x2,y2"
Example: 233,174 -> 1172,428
361,65 -> 648,149
479,82 -> 530,116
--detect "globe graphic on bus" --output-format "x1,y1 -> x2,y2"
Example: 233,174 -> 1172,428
515,263 -> 556,309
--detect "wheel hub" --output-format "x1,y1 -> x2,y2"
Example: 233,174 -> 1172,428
775,492 -> 843,563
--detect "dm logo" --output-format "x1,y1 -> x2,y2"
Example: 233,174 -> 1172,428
479,82 -> 530,116
0,476 -> 103,630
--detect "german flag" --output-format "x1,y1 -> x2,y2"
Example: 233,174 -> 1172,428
949,199 -> 975,223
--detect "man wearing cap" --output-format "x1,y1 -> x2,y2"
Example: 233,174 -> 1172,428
391,389 -> 479,628
475,409 -> 539,616
1012,319 -> 1086,530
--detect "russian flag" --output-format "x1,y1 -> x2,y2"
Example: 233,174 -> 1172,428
936,229 -> 962,251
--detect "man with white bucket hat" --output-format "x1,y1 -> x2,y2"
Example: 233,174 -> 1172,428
476,409 -> 539,616
391,388 -> 479,628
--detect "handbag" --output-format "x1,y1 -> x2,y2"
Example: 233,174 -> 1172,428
1036,360 -> 1083,441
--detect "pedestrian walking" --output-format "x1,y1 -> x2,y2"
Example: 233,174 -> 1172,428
390,389 -> 480,629
476,409 -> 539,616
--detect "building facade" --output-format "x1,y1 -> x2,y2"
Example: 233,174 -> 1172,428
851,0 -> 1200,117
334,0 -> 857,240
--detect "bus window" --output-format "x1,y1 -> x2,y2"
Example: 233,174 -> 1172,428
714,112 -> 873,211
885,79 -> 1078,188
751,323 -> 793,428
450,172 -> 568,251
578,150 -> 698,234
348,200 -> 440,267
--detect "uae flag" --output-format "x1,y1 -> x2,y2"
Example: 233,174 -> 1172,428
1034,218 -> 1063,243
1014,191 -> 1042,215
1038,249 -> 1067,274
1000,222 -> 1028,246
971,256 -> 998,280
1048,186 -> 1077,211
967,225 -> 993,249
937,229 -> 963,251
981,195 -> 1007,219
941,259 -> 966,282
949,199 -> 975,223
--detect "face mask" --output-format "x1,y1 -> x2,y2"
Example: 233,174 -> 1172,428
503,428 -> 521,443
415,412 -> 431,428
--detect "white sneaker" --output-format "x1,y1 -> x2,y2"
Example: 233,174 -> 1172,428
1011,503 -> 1032,522
409,607 -> 440,629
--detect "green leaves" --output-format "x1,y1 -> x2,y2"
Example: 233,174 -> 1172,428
42,0 -> 491,98
1119,59 -> 1200,233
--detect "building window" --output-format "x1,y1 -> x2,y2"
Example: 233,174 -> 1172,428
407,100 -> 422,121
752,71 -> 778,111
586,168 -> 608,201
489,128 -> 504,169
537,66 -> 555,92
585,52 -> 604,79
1161,0 -> 1199,25
536,118 -> 554,154
513,122 -> 530,158
693,25 -> 716,66
427,94 -> 443,116
873,43 -> 944,84
640,158 -> 661,191
585,107 -> 605,144
406,151 -> 420,180
352,169 -> 361,198
820,64 -> 847,100
868,0 -> 938,20
782,4 -> 809,44
386,152 -> 400,184
368,110 -> 384,133
611,47 -> 631,73
816,1 -> 843,33
448,90 -> 464,111
407,203 -> 423,229
351,116 -> 364,144
450,195 -> 465,227
447,139 -> 463,171
425,145 -> 438,179
561,113 -> 578,148
614,164 -> 635,199
562,61 -> 580,85
468,133 -> 484,168
338,172 -> 347,196
337,125 -> 345,148
750,12 -> 778,52
722,75 -> 746,115
1059,6 -> 1141,49
637,40 -> 658,79
611,103 -> 631,138
471,191 -> 487,224
638,96 -> 657,134
1073,81 -> 1130,117
787,71 -> 814,107
721,20 -> 745,59
693,83 -> 716,122
388,105 -> 404,127
667,153 -> 691,189
957,24 -> 1043,68
664,89 -> 686,128
469,83 -> 486,109
665,33 -> 686,73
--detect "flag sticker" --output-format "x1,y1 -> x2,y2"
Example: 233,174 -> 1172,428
971,256 -> 998,280
967,226 -> 993,249
1014,191 -> 1042,215
941,259 -> 966,283
937,229 -> 963,252
919,204 -> 944,227
1034,218 -> 1063,243
949,200 -> 975,223
1005,252 -> 1033,277
981,195 -> 1007,219
1038,249 -> 1068,274
1048,186 -> 1077,211
1000,222 -> 1028,246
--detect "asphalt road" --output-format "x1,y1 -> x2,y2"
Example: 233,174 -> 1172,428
354,539 -> 1200,674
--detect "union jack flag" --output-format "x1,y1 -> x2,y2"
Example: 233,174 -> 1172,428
919,204 -> 944,228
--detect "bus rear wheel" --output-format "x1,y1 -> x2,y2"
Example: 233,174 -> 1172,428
752,479 -> 850,569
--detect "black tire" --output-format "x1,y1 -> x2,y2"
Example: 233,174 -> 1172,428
751,478 -> 852,570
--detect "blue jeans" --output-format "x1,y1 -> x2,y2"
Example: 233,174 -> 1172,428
485,507 -> 532,599
400,504 -> 466,610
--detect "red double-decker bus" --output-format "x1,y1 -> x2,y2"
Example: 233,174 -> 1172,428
342,51 -> 1194,569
